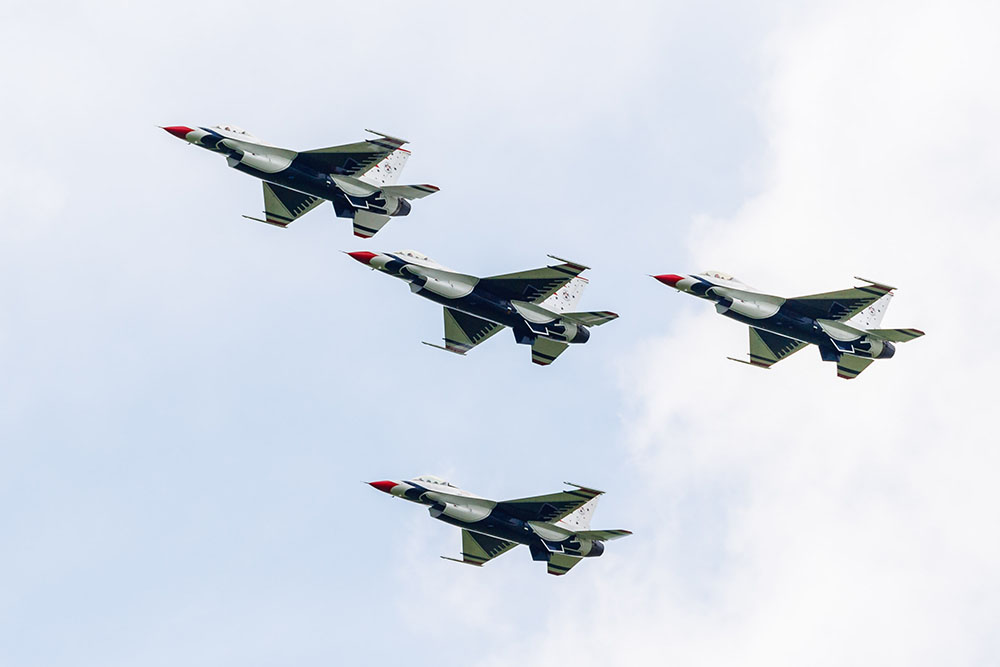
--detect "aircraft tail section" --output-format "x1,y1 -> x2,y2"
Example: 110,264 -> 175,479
557,496 -> 600,530
538,276 -> 588,313
844,292 -> 893,329
362,147 -> 411,186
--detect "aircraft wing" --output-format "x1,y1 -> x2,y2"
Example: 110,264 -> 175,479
836,355 -> 875,379
442,530 -> 518,567
496,484 -> 604,523
478,256 -> 589,304
244,182 -> 325,227
736,327 -> 809,368
786,281 -> 894,321
295,135 -> 406,176
431,308 -> 503,355
547,553 -> 583,576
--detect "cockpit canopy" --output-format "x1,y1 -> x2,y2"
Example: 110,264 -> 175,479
212,124 -> 256,138
701,270 -> 736,281
395,249 -> 430,262
414,474 -> 456,488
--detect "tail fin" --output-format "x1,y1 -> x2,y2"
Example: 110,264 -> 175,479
558,496 -> 600,530
844,292 -> 893,329
357,130 -> 412,186
539,276 -> 589,313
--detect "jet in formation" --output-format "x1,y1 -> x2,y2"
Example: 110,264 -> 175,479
162,125 -> 438,238
654,271 -> 924,379
369,476 -> 631,576
347,250 -> 618,365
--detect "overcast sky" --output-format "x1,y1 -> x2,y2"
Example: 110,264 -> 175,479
1,1 -> 997,665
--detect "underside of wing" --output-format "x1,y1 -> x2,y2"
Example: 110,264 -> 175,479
531,338 -> 569,366
547,553 -> 583,576
352,210 -> 392,239
786,283 -> 894,322
574,529 -> 633,541
479,257 -> 589,304
562,311 -> 619,327
740,327 -> 809,368
441,308 -> 503,354
295,135 -> 406,177
497,485 -> 604,523
836,355 -> 875,379
246,183 -> 324,227
442,530 -> 518,567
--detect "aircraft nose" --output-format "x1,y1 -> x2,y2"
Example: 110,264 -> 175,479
162,126 -> 194,140
368,480 -> 398,494
653,274 -> 685,287
347,251 -> 379,266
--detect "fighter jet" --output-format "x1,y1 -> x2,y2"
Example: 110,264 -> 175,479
369,476 -> 631,576
347,250 -> 618,365
654,271 -> 924,379
162,125 -> 438,238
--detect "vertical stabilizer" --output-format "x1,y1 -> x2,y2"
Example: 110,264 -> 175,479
358,148 -> 411,187
556,496 -> 600,531
538,276 -> 589,313
845,292 -> 893,330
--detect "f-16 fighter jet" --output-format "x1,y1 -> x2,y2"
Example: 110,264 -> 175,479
162,125 -> 438,238
369,476 -> 632,576
347,250 -> 618,365
654,271 -> 924,379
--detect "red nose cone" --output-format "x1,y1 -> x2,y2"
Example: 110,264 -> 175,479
369,480 -> 398,494
348,251 -> 378,265
654,274 -> 685,287
163,125 -> 194,139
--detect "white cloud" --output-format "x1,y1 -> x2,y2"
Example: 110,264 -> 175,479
478,2 -> 1000,665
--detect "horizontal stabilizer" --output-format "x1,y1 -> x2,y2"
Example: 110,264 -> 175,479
562,311 -> 619,327
575,529 -> 633,541
352,210 -> 392,238
547,553 -> 582,576
531,338 -> 569,366
837,355 -> 874,379
867,328 -> 925,342
380,184 -> 440,199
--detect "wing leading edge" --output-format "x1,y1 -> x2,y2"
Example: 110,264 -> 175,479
496,484 -> 604,523
479,256 -> 590,305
